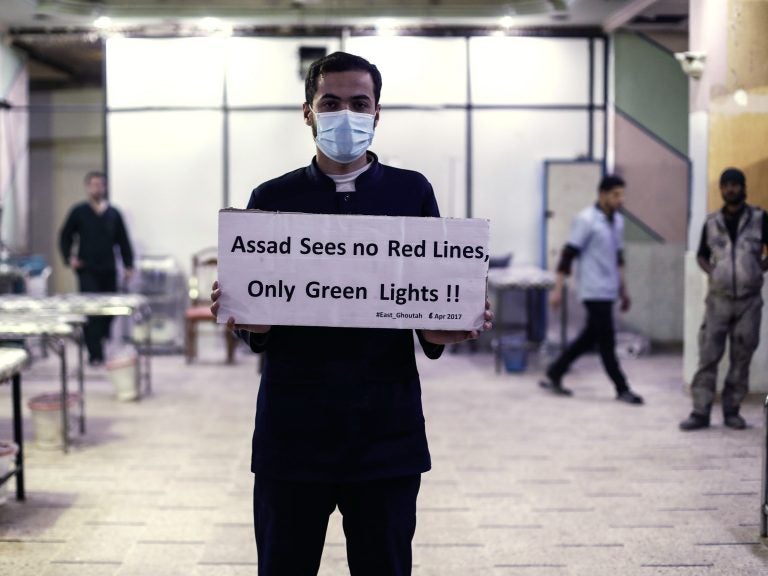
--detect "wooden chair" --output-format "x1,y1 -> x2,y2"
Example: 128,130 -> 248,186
184,247 -> 237,364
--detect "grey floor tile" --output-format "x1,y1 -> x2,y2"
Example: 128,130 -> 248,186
0,338 -> 766,575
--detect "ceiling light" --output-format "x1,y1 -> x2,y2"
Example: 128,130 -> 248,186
375,18 -> 398,36
198,17 -> 222,31
93,16 -> 112,29
500,16 -> 514,29
733,89 -> 748,107
197,17 -> 233,36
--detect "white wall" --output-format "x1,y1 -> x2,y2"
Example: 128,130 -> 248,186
473,110 -> 594,261
107,111 -> 223,265
106,34 -> 603,276
345,35 -> 470,220
622,243 -> 685,343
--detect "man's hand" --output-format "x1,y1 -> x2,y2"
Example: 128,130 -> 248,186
549,270 -> 566,310
549,288 -> 562,310
549,272 -> 567,311
620,292 -> 631,312
69,256 -> 83,269
422,299 -> 493,345
210,280 -> 271,334
618,280 -> 631,312
123,267 -> 134,283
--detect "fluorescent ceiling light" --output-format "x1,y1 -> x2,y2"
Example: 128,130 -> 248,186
375,18 -> 398,36
93,16 -> 112,29
198,17 -> 233,36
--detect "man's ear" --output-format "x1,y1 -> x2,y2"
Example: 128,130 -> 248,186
303,102 -> 313,127
373,104 -> 381,128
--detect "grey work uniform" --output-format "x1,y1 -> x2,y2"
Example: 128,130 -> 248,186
691,205 -> 768,417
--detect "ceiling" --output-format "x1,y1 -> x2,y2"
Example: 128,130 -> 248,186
0,0 -> 689,90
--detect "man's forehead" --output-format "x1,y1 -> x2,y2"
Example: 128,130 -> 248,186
316,71 -> 374,95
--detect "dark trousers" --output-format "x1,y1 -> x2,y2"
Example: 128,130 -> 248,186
77,269 -> 117,362
547,300 -> 628,393
253,473 -> 421,576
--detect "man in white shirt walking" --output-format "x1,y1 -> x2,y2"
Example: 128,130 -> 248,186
540,174 -> 644,405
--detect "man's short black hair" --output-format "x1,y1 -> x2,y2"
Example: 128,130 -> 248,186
719,167 -> 746,187
84,171 -> 106,184
304,51 -> 382,106
598,174 -> 625,192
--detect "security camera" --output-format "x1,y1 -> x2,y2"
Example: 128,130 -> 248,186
674,51 -> 706,79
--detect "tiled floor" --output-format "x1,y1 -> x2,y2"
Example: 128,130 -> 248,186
1,335 -> 767,575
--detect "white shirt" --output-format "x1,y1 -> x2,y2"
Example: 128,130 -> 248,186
568,204 -> 624,301
326,162 -> 372,192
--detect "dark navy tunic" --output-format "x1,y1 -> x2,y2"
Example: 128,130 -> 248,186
241,153 -> 443,482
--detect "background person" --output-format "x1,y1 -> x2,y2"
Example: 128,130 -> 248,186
211,51 -> 491,576
679,167 -> 768,431
540,174 -> 644,405
59,171 -> 134,365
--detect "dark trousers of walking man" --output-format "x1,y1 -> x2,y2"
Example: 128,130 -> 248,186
78,269 -> 117,364
547,300 -> 629,394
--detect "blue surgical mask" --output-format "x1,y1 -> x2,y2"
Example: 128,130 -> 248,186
313,109 -> 375,164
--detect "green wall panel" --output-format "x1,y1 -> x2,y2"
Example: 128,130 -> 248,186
0,43 -> 24,97
625,216 -> 660,244
614,32 -> 688,155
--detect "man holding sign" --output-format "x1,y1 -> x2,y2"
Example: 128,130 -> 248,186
211,52 -> 491,576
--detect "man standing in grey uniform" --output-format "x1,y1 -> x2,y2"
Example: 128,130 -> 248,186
540,174 -> 644,405
680,167 -> 768,431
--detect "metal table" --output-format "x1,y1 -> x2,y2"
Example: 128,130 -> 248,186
0,348 -> 28,499
0,294 -> 152,394
0,315 -> 85,453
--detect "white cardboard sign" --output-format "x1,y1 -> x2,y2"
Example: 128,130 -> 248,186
217,210 -> 490,330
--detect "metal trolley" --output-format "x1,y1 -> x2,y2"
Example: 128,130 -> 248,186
130,255 -> 186,354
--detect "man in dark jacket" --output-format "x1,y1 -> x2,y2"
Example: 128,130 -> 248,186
59,171 -> 134,365
680,167 -> 768,431
211,52 -> 491,575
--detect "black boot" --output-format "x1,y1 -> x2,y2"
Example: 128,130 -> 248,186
723,412 -> 746,430
539,370 -> 572,396
679,412 -> 710,431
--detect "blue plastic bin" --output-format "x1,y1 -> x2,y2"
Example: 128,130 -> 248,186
501,335 -> 528,373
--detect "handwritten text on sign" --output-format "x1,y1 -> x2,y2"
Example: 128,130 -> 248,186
217,210 -> 490,330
